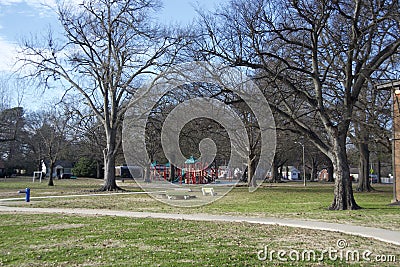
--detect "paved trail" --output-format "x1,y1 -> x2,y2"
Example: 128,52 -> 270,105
0,205 -> 399,246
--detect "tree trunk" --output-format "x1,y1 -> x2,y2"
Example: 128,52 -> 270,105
48,161 -> 55,186
271,161 -> 279,182
329,139 -> 361,210
98,129 -> 121,191
285,166 -> 289,180
377,160 -> 381,184
38,159 -> 42,174
327,160 -> 334,182
247,156 -> 257,187
170,154 -> 176,182
170,164 -> 176,182
311,158 -> 317,182
96,160 -> 103,179
247,159 -> 252,186
240,166 -> 247,182
357,142 -> 373,192
100,149 -> 120,190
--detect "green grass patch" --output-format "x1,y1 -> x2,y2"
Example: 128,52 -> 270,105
0,178 -> 399,230
0,213 -> 398,266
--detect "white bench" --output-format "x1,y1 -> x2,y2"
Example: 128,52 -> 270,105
202,187 -> 216,196
32,171 -> 43,183
167,194 -> 194,200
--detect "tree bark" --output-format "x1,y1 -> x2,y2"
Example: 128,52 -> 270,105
100,149 -> 120,190
377,160 -> 381,184
329,139 -> 361,210
98,129 -> 121,191
327,160 -> 334,182
271,160 -> 280,182
48,161 -> 55,186
96,160 -> 103,179
311,158 -> 317,182
170,164 -> 176,182
278,165 -> 283,181
285,166 -> 289,180
247,156 -> 257,187
357,142 -> 373,192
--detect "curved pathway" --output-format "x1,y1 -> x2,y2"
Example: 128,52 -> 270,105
0,205 -> 399,246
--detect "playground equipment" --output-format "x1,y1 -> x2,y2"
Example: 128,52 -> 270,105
150,161 -> 171,181
182,156 -> 216,184
18,188 -> 30,202
217,166 -> 234,181
149,156 -> 219,184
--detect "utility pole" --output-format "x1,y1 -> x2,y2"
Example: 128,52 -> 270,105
295,141 -> 306,187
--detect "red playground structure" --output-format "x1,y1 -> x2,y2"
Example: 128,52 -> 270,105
150,156 -> 218,184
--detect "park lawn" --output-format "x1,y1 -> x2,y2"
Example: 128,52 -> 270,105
0,213 -> 399,267
0,177 -> 399,230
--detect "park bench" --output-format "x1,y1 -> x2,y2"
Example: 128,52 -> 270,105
166,194 -> 196,200
201,187 -> 216,196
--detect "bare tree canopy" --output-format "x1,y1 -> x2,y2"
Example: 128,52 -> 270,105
196,0 -> 400,209
19,0 -> 183,190
26,106 -> 74,186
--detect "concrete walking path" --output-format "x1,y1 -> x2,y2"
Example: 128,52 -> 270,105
0,205 -> 399,246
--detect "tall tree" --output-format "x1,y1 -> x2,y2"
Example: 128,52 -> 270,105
0,107 -> 31,175
19,0 -> 182,190
0,107 -> 24,144
196,0 -> 400,210
350,81 -> 392,191
26,107 -> 73,186
0,74 -> 11,112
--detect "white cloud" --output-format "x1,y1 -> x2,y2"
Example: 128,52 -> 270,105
0,36 -> 18,72
0,0 -> 56,8
0,0 -> 85,9
0,0 -> 85,17
0,0 -> 57,18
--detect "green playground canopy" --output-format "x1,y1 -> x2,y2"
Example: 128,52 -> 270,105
184,156 -> 197,164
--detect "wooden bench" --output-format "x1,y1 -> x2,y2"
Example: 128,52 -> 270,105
202,187 -> 216,196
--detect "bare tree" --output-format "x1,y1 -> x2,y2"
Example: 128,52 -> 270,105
65,101 -> 107,179
0,74 -> 11,112
0,74 -> 26,143
27,106 -> 73,186
19,0 -> 183,190
0,107 -> 24,144
196,0 -> 400,210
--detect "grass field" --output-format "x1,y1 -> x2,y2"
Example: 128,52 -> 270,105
0,177 -> 398,230
0,177 -> 399,266
0,213 -> 399,266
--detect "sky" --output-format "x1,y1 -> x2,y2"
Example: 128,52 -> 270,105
0,0 -> 226,109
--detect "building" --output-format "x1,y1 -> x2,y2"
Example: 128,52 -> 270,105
282,166 -> 301,180
349,167 -> 359,182
45,160 -> 74,179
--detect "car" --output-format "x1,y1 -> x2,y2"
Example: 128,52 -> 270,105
369,174 -> 378,183
61,173 -> 72,179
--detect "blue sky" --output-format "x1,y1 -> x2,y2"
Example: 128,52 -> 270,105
0,0 -> 226,108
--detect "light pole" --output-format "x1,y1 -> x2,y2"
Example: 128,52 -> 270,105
295,141 -> 306,187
